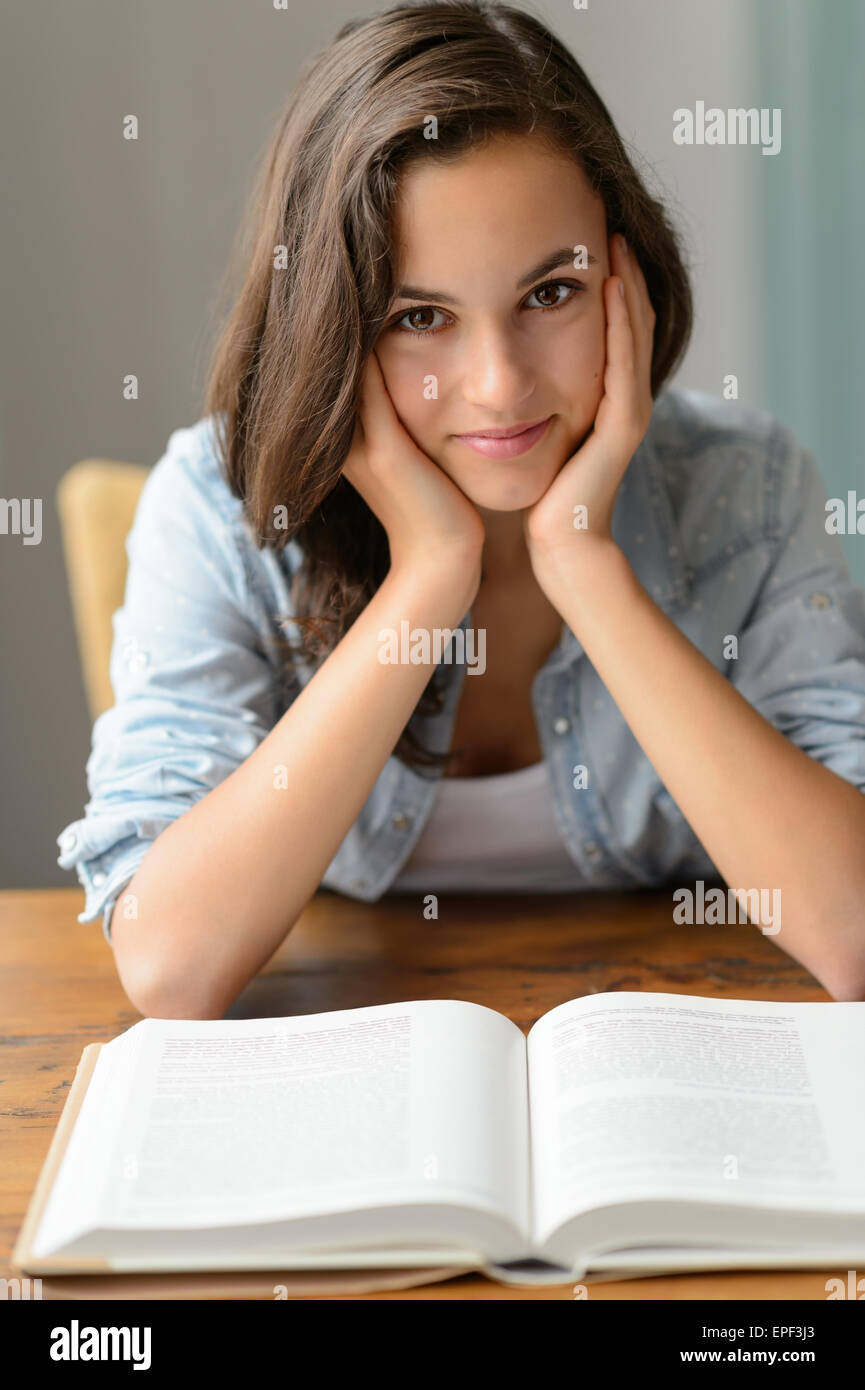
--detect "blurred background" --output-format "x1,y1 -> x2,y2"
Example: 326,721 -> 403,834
1,0 -> 863,892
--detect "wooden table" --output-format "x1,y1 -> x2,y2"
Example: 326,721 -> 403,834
0,886 -> 845,1300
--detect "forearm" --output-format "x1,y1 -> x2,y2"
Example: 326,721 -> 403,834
112,558 -> 479,1017
547,543 -> 865,999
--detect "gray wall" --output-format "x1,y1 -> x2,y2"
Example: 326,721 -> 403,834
0,0 -> 772,888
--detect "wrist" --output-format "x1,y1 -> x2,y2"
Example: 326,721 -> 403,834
387,547 -> 482,610
533,535 -> 628,598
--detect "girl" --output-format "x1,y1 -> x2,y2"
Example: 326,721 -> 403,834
58,0 -> 865,1016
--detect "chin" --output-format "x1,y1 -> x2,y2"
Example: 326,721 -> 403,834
460,471 -> 557,513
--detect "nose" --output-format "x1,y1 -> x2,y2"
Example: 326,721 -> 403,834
458,325 -> 537,416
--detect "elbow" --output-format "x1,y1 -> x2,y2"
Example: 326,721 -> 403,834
117,957 -> 229,1019
811,957 -> 865,1003
112,935 -> 231,1020
127,976 -> 228,1020
109,897 -> 237,1019
824,975 -> 865,1004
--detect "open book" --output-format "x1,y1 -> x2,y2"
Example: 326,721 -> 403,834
13,993 -> 865,1288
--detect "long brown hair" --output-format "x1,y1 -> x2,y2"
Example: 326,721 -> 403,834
204,0 -> 693,771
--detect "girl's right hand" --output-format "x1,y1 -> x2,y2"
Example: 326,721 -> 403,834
341,351 -> 486,584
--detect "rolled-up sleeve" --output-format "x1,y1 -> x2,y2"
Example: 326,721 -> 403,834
57,426 -> 283,942
730,429 -> 865,791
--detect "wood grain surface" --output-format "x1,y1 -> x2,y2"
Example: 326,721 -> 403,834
0,886 -> 845,1300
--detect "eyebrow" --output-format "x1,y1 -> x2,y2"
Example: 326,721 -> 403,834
393,246 -> 598,306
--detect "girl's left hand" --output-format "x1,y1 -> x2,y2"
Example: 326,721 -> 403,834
524,231 -> 656,594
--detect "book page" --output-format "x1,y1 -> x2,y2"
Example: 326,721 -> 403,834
526,992 -> 865,1246
33,999 -> 529,1256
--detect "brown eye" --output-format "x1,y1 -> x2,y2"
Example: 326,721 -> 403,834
392,306 -> 449,335
525,280 -> 585,312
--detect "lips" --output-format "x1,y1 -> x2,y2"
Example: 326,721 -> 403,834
454,416 -> 552,460
456,416 -> 550,440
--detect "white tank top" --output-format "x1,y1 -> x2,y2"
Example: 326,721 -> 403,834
388,760 -> 585,893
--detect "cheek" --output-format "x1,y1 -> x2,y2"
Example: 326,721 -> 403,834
373,349 -> 432,437
548,312 -> 607,405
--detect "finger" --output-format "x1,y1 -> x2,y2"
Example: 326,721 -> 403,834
615,236 -> 654,380
603,274 -> 637,409
356,351 -> 397,455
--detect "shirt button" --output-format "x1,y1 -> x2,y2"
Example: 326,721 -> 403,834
553,716 -> 570,735
92,871 -> 107,887
60,830 -> 78,852
809,591 -> 831,609
391,811 -> 413,831
583,842 -> 601,860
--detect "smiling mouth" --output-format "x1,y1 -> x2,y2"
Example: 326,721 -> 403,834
455,416 -> 550,440
454,416 -> 553,459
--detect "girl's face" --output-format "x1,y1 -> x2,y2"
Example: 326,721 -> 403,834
373,132 -> 611,512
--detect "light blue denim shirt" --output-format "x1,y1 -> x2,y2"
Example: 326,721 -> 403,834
57,387 -> 865,941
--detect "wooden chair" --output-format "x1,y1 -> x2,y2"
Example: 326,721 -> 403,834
57,460 -> 149,719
